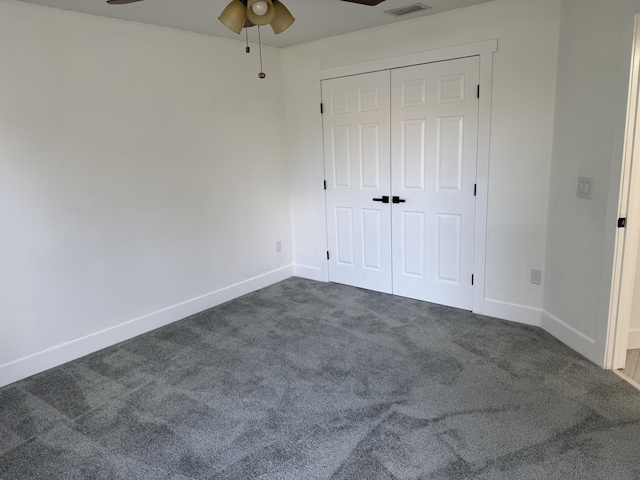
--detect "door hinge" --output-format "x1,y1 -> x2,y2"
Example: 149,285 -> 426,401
324,180 -> 327,190
477,85 -> 480,99
327,251 -> 330,260
474,184 -> 477,196
618,217 -> 627,228
472,274 -> 474,286
320,103 -> 324,114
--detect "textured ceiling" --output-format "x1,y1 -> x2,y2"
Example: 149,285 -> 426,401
14,0 -> 495,47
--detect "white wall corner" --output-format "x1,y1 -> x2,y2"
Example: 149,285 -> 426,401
541,310 -> 597,364
480,299 -> 542,327
0,265 -> 294,389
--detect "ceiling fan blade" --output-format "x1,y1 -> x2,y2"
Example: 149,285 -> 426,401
107,0 -> 145,4
339,0 -> 387,5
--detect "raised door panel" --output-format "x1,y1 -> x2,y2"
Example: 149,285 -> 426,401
401,211 -> 425,278
401,119 -> 426,191
362,209 -> 383,271
360,123 -> 381,189
335,207 -> 355,266
331,125 -> 352,188
436,214 -> 462,284
437,116 -> 464,192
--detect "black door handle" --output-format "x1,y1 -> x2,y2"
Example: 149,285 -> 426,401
392,196 -> 406,204
373,196 -> 390,204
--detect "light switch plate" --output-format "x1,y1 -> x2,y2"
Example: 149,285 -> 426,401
577,176 -> 593,200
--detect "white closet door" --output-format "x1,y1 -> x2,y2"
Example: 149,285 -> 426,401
390,57 -> 480,309
322,71 -> 392,293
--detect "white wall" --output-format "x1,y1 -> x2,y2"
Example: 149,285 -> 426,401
282,0 -> 561,317
543,0 -> 629,363
0,0 -> 292,387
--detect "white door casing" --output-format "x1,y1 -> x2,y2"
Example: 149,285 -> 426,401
390,57 -> 480,310
322,71 -> 393,293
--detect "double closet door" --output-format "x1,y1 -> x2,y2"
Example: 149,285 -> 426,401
322,56 -> 479,310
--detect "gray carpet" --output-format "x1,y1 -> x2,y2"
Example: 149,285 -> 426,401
1,278 -> 640,479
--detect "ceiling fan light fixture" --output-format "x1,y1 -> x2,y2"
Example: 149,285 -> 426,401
218,0 -> 247,34
246,0 -> 275,25
270,0 -> 295,34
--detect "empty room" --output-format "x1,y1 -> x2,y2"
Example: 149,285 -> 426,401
2,0 -> 640,478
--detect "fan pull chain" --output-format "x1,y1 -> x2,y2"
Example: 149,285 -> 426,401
258,26 -> 266,79
245,27 -> 250,53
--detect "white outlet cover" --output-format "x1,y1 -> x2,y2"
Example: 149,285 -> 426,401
531,269 -> 542,285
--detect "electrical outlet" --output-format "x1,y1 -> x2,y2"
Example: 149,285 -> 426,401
276,241 -> 282,253
531,269 -> 542,285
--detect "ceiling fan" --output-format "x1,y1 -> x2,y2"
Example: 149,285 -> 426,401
106,0 -> 384,77
106,0 -> 386,32
106,0 -> 295,35
106,0 -> 296,79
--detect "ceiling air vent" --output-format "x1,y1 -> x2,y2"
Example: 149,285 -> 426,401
384,3 -> 431,17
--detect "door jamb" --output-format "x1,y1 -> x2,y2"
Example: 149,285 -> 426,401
311,39 -> 498,315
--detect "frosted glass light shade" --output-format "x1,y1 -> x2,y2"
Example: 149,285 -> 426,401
218,0 -> 246,34
251,1 -> 268,15
270,0 -> 295,34
246,0 -> 275,25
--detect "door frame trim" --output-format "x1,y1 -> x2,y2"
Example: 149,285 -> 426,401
311,39 -> 497,314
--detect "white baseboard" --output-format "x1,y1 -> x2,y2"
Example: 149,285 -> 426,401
480,299 -> 542,326
628,329 -> 640,350
540,310 -> 596,361
293,264 -> 323,281
0,265 -> 294,389
478,301 -> 599,364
